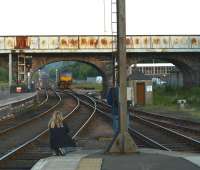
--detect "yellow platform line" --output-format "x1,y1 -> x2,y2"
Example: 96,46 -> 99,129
76,158 -> 102,170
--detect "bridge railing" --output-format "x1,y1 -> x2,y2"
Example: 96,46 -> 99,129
0,35 -> 200,50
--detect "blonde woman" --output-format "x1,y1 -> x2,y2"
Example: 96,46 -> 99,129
48,111 -> 75,156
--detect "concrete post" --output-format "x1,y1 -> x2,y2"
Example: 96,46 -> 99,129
108,0 -> 137,153
9,53 -> 12,94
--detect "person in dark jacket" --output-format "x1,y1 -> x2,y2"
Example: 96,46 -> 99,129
48,111 -> 76,156
107,87 -> 119,133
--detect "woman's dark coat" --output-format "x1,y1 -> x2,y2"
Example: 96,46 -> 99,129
49,124 -> 75,149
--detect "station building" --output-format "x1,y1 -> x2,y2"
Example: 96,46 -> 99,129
128,69 -> 153,105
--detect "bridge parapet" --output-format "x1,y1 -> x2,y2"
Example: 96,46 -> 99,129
1,35 -> 200,53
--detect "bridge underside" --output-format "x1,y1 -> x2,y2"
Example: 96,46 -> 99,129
127,52 -> 200,87
0,52 -> 200,96
31,53 -> 113,97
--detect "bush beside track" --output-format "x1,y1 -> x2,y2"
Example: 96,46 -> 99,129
138,86 -> 200,122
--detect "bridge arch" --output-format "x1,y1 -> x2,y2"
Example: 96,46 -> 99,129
127,53 -> 200,87
31,54 -> 113,96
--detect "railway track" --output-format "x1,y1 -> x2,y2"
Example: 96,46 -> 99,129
134,113 -> 200,141
76,95 -> 164,150
0,88 -> 61,160
134,110 -> 200,132
90,98 -> 170,150
91,97 -> 200,152
0,90 -> 98,170
37,88 -> 49,107
0,89 -> 54,132
92,98 -> 111,114
3,90 -> 199,169
130,115 -> 200,152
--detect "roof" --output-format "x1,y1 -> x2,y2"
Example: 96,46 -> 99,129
128,69 -> 152,80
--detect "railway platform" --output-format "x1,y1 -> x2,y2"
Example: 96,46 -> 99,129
0,92 -> 37,120
0,92 -> 37,108
31,148 -> 200,170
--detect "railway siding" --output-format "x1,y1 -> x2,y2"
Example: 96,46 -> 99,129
0,90 -> 97,169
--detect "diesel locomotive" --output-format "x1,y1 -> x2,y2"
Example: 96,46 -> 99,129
58,71 -> 73,89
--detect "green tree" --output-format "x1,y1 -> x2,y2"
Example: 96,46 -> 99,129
59,62 -> 100,80
41,61 -> 100,81
0,67 -> 8,83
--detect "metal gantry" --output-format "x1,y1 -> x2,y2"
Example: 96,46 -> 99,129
17,54 -> 26,83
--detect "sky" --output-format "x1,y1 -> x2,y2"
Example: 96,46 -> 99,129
0,0 -> 200,35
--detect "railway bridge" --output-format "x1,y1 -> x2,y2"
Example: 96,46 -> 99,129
0,35 -> 200,93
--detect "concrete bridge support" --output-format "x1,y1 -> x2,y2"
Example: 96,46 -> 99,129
0,54 -> 8,70
171,54 -> 200,87
0,54 -> 18,84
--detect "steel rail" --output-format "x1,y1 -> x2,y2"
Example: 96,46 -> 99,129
64,92 -> 97,139
90,98 -> 200,151
0,88 -> 58,135
92,97 -> 112,108
128,127 -> 171,151
134,110 -> 200,127
0,90 -> 95,163
0,88 -> 49,132
38,88 -> 49,107
0,89 -> 62,161
138,115 -> 200,134
132,115 -> 200,148
89,98 -> 173,150
74,93 -> 111,115
103,115 -> 171,150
